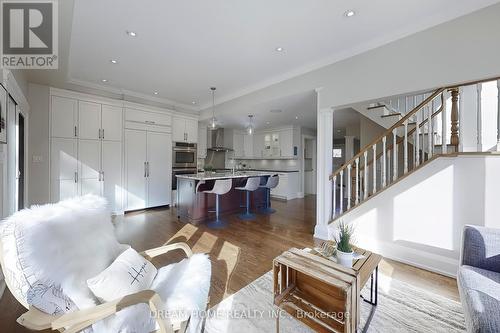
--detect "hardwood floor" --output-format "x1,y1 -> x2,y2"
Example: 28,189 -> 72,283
0,195 -> 459,332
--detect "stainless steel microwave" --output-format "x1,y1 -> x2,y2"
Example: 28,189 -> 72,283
173,142 -> 197,168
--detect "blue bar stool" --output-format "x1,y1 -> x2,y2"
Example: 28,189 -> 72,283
203,179 -> 232,229
259,175 -> 279,214
235,177 -> 261,220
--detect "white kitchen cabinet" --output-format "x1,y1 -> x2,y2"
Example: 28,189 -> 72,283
233,132 -> 244,157
243,134 -> 253,158
253,133 -> 265,158
147,132 -> 172,207
185,119 -> 198,143
172,117 -> 198,143
197,125 -> 207,158
50,138 -> 78,201
78,101 -> 101,140
125,129 -> 172,211
125,129 -> 148,211
78,139 -> 101,195
51,96 -> 77,138
102,105 -> 123,141
279,129 -> 294,157
102,141 -> 123,212
271,172 -> 300,200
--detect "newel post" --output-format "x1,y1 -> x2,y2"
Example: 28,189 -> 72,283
449,88 -> 460,148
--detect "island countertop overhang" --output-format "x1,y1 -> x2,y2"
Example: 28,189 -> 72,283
175,171 -> 278,181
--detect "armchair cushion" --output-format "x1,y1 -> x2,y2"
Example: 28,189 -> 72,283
87,248 -> 158,303
461,225 -> 500,273
0,195 -> 129,311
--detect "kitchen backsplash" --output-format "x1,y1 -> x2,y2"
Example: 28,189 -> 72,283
225,158 -> 299,171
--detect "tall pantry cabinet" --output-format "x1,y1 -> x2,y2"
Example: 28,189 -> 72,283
50,94 -> 124,213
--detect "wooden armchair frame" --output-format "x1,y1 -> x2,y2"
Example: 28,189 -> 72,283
15,242 -> 195,333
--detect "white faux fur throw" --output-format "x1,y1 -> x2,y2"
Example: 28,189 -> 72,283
8,195 -> 128,309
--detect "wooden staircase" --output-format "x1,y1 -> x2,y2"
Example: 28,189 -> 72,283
329,76 -> 500,223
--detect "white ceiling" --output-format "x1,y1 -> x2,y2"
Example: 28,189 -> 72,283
205,90 -> 317,130
26,0 -> 500,112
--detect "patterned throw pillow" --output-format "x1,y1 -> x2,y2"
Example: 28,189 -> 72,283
87,248 -> 157,303
27,283 -> 78,315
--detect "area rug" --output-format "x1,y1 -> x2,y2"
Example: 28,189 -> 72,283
204,271 -> 465,332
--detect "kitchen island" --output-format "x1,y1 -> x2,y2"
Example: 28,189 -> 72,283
176,171 -> 277,224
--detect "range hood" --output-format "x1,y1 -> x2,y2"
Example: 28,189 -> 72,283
207,128 -> 234,152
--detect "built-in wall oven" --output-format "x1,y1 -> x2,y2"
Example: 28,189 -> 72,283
173,142 -> 197,168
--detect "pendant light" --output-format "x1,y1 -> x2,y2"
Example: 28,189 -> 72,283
246,115 -> 254,135
208,87 -> 218,130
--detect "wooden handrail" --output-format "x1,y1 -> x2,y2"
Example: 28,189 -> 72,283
357,95 -> 445,172
330,88 -> 445,180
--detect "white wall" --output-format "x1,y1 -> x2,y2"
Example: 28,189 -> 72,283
329,155 -> 500,277
200,4 -> 500,121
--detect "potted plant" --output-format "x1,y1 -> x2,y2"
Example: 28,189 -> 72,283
204,165 -> 214,174
334,221 -> 355,268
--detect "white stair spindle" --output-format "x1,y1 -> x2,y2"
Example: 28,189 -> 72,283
477,84 -> 482,151
372,145 -> 377,194
355,158 -> 360,205
340,170 -> 344,214
404,120 -> 408,173
382,136 -> 387,187
415,108 -> 420,166
428,101 -> 434,158
347,164 -> 352,210
442,92 -> 448,154
497,80 -> 500,151
393,129 -> 398,181
332,176 -> 337,218
363,151 -> 368,199
422,107 -> 427,162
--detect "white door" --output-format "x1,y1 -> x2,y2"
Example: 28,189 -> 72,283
102,141 -> 123,212
279,129 -> 294,157
147,132 -> 172,207
51,96 -> 77,138
78,139 -> 101,195
102,105 -> 123,141
185,119 -> 198,143
50,138 -> 78,201
78,101 -> 101,140
172,117 -> 186,142
125,129 -> 147,210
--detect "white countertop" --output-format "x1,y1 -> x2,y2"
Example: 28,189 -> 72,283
176,171 -> 277,181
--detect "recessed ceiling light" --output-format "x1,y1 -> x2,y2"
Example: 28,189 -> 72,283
153,91 -> 159,95
344,10 -> 356,17
295,116 -> 299,120
266,121 -> 270,125
270,109 -> 282,113
110,59 -> 118,64
191,101 -> 197,105
275,47 -> 284,52
127,31 -> 137,37
101,79 -> 108,83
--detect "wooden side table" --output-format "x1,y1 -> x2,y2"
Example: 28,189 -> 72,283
273,247 -> 382,333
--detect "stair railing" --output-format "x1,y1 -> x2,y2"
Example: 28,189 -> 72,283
330,87 -> 452,219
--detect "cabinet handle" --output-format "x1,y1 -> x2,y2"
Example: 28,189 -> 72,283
102,129 -> 104,140
144,162 -> 147,177
147,162 -> 150,177
98,129 -> 101,139
74,126 -> 78,137
145,120 -> 156,125
101,171 -> 104,182
74,172 -> 78,183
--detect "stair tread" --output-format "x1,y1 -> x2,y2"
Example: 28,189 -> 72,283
381,113 -> 402,118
